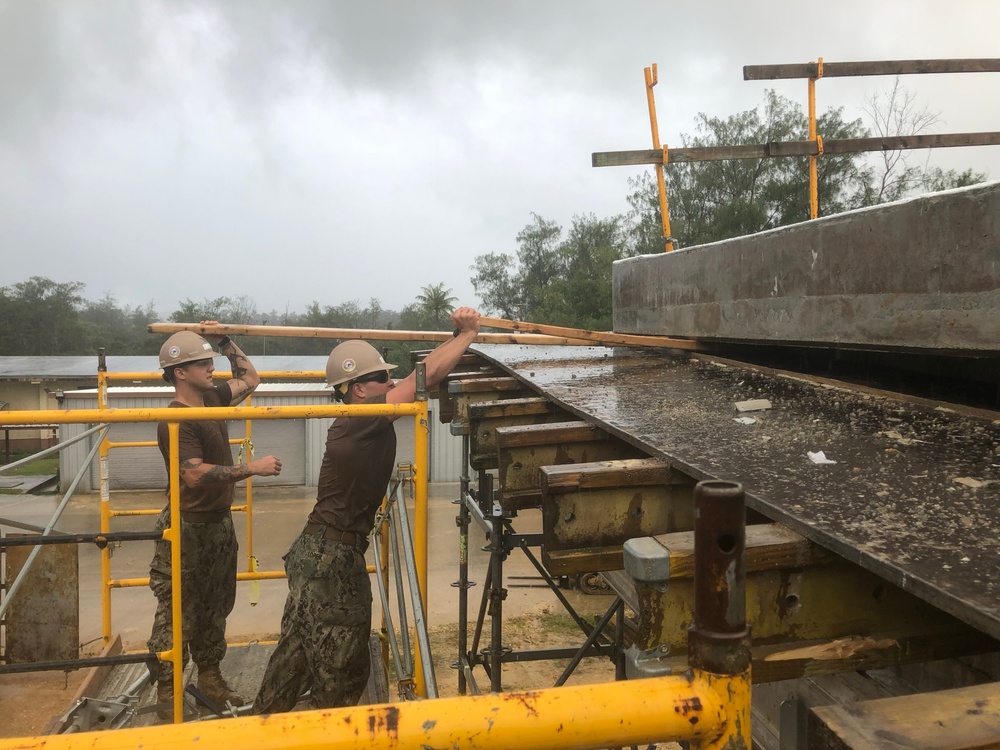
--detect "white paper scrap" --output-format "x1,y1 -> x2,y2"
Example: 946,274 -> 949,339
807,451 -> 837,465
733,417 -> 757,425
735,399 -> 772,413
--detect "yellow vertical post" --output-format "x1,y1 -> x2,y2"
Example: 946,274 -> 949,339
412,399 -> 430,697
378,499 -> 390,669
162,421 -> 185,723
97,367 -> 113,646
243,394 -> 254,569
644,63 -> 674,252
808,57 -> 824,219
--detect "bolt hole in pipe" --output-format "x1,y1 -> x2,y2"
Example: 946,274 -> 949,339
716,533 -> 737,554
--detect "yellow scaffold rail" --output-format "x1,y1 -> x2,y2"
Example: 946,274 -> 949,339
0,398 -> 435,702
0,667 -> 749,750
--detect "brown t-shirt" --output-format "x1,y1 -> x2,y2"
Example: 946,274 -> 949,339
309,394 -> 397,534
156,384 -> 235,514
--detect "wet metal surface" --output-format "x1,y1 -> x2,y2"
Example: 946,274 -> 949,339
471,344 -> 1000,640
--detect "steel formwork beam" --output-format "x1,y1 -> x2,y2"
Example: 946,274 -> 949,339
496,420 -> 646,511
540,458 -> 696,573
619,524 -> 998,683
466,397 -> 572,470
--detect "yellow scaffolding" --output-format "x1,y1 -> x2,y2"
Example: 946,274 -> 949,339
0,376 -> 753,748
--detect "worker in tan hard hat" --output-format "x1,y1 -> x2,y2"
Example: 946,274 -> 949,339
253,306 -> 480,714
148,322 -> 282,719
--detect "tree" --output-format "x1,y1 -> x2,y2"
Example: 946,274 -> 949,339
626,87 -> 986,251
470,213 -> 630,330
169,297 -> 234,324
79,293 -> 160,355
861,78 -> 986,203
628,90 -> 871,249
415,283 -> 457,330
0,277 -> 87,355
470,252 -> 521,320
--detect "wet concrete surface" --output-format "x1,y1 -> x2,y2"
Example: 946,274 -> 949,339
473,343 -> 1000,641
0,482 -> 607,651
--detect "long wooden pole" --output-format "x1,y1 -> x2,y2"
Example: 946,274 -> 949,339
149,319 -> 701,350
148,322 -> 593,346
477,316 -> 700,350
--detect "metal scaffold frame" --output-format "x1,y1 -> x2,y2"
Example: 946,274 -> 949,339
1,357 -> 754,748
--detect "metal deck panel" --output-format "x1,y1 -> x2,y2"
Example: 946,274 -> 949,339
471,344 -> 1000,640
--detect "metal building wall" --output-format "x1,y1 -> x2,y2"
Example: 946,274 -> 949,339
60,389 -> 465,491
390,401 -> 464,482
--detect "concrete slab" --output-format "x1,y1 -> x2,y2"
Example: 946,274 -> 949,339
613,181 -> 1000,353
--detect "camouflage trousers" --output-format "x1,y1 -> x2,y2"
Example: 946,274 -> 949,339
147,509 -> 238,684
252,528 -> 371,713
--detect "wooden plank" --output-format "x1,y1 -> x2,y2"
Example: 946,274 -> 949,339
808,681 -> 1000,749
148,321 -> 596,346
552,524 -> 829,581
544,546 -> 627,576
43,635 -> 124,734
541,457 -> 676,492
439,373 -> 523,424
592,132 -> 1000,167
651,522 -> 835,579
479,316 -> 700,351
744,58 -> 1000,80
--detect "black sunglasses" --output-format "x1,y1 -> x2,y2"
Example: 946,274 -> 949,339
353,370 -> 390,385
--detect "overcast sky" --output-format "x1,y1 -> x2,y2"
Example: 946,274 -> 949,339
2,1 -> 998,319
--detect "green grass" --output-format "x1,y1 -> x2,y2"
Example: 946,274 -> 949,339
2,456 -> 59,476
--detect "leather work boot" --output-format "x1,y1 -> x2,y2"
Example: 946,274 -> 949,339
197,664 -> 244,708
156,681 -> 174,721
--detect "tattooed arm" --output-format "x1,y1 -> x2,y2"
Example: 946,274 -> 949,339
196,320 -> 261,405
179,455 -> 282,488
218,338 -> 260,405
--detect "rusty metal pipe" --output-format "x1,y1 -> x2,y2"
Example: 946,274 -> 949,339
688,480 -> 750,677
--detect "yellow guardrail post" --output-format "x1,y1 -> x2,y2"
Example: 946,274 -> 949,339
97,357 -> 114,647
412,362 -> 430,697
645,62 -> 675,252
153,421 -> 186,723
808,57 -> 824,220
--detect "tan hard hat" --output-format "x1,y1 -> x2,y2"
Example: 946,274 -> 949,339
159,331 -> 216,369
326,340 -> 397,387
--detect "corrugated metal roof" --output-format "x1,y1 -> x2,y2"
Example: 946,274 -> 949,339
0,356 -> 329,379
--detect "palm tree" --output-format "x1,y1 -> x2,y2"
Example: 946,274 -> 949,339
415,283 -> 458,330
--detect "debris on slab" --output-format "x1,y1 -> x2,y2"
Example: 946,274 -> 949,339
735,398 -> 772,413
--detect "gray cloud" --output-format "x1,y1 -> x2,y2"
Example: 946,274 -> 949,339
1,0 -> 997,317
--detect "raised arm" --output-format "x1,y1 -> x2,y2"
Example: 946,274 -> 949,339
388,306 -> 480,405
197,320 -> 260,404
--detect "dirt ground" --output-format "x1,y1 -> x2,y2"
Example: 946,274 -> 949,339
1,485 -> 678,746
0,607 -> 618,739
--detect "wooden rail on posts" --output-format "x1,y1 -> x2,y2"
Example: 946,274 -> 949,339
594,57 -> 1000,225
